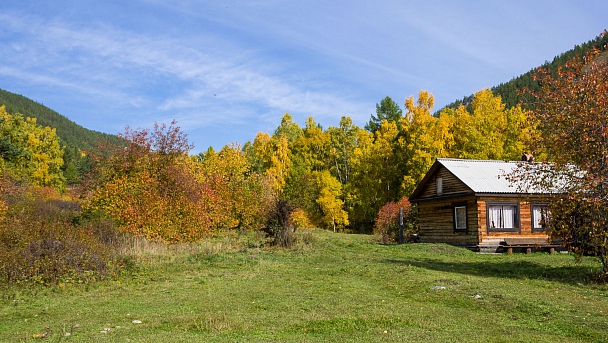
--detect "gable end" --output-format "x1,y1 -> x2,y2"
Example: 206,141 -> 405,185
411,162 -> 473,201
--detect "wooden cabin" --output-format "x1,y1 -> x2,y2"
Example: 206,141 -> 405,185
409,158 -> 559,252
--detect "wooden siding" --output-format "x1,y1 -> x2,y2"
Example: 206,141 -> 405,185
417,196 -> 479,245
418,166 -> 471,199
477,196 -> 549,244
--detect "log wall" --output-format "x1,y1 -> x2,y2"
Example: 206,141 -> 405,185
477,196 -> 549,243
417,195 -> 479,245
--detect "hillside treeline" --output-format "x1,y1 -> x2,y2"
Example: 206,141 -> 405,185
0,88 -> 124,185
443,32 -> 608,112
0,89 -> 122,151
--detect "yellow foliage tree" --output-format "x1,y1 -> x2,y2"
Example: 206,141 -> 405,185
291,116 -> 330,173
197,144 -> 272,231
314,170 -> 348,232
252,131 -> 292,196
400,90 -> 449,194
268,135 -> 291,194
349,120 -> 401,225
396,89 -> 537,195
0,106 -> 64,188
447,89 -> 537,161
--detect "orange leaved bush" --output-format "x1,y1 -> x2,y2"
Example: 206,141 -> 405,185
84,122 -> 273,242
84,122 -> 217,242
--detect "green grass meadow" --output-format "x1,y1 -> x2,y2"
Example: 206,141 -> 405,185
2,229 -> 607,342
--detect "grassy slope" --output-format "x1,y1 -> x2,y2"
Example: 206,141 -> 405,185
1,230 -> 607,342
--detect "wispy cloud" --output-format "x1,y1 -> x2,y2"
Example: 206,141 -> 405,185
2,1 -> 606,149
0,9 -> 370,133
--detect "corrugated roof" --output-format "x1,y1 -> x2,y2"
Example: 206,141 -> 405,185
437,158 -> 540,194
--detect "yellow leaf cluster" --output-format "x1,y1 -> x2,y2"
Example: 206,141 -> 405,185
0,106 -> 64,189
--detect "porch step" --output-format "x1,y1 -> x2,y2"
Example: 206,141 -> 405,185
477,239 -> 504,253
480,238 -> 504,245
477,245 -> 502,253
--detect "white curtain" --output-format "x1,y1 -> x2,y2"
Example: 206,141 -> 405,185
502,206 -> 514,228
488,205 -> 501,228
488,205 -> 515,229
533,206 -> 549,230
532,206 -> 543,229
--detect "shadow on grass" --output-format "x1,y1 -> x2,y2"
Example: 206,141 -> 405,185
384,257 -> 600,285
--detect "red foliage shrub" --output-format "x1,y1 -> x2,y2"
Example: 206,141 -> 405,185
374,196 -> 417,244
0,180 -> 124,285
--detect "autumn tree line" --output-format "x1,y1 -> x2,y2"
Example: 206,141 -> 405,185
1,87 -> 538,241
224,88 -> 537,236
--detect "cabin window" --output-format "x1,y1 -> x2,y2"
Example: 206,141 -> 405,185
487,202 -> 519,232
436,177 -> 443,195
454,205 -> 467,231
532,204 -> 550,232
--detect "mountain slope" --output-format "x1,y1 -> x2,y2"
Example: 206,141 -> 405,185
442,32 -> 608,112
0,88 -> 122,151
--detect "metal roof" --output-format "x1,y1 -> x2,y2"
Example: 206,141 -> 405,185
437,158 -> 542,194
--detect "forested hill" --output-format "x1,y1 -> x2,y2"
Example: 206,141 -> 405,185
442,32 -> 608,112
0,88 -> 122,151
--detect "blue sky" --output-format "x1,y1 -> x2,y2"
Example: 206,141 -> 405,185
1,1 -> 606,152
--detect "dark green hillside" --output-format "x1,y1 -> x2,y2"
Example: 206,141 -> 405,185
0,88 -> 122,152
442,32 -> 608,112
0,88 -> 126,184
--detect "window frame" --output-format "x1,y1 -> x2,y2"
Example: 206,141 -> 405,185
486,202 -> 520,233
531,203 -> 550,233
453,203 -> 467,231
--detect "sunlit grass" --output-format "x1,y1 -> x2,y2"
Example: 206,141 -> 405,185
1,229 -> 607,342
